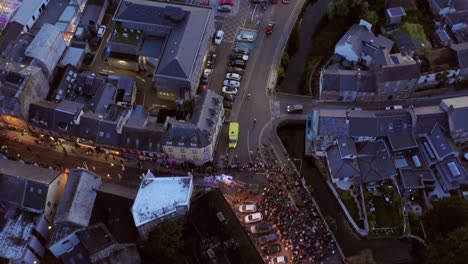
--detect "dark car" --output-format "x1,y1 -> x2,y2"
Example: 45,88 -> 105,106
229,59 -> 246,68
230,53 -> 248,61
250,221 -> 274,234
233,46 -> 250,54
257,233 -> 278,245
217,4 -> 232,12
266,22 -> 275,35
206,53 -> 217,68
262,243 -> 282,254
227,67 -> 245,75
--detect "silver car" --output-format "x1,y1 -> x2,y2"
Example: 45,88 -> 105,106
223,80 -> 240,88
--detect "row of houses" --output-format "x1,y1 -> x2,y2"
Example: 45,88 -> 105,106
308,96 -> 468,197
0,153 -> 198,263
321,1 -> 468,102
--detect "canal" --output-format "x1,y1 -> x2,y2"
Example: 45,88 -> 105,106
278,123 -> 416,263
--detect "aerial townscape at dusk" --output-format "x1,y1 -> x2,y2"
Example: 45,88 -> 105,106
1,0 -> 468,263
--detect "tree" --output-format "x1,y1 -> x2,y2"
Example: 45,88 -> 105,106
142,220 -> 186,264
324,215 -> 338,233
422,197 -> 468,240
424,224 -> 468,264
363,10 -> 379,26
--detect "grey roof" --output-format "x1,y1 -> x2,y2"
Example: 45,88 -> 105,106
317,109 -> 348,136
0,159 -> 61,211
0,21 -> 23,52
114,0 -> 213,79
451,42 -> 468,68
388,133 -> 418,151
48,224 -> 84,249
139,36 -> 165,58
357,141 -> 398,184
435,157 -> 468,192
428,123 -> 458,160
393,31 -> 425,54
445,10 -> 468,27
433,0 -> 468,9
336,24 -> 394,57
416,135 -> 439,166
321,69 -> 376,93
337,136 -> 357,158
54,169 -> 102,227
387,7 -> 406,17
413,105 -> 449,134
399,168 -> 436,190
327,146 -> 361,181
25,24 -> 66,76
440,96 -> 468,132
378,60 -> 421,82
348,110 -> 414,137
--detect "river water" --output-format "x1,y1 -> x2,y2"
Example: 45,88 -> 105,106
278,124 -> 416,263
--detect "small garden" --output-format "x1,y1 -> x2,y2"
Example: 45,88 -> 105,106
335,186 -> 364,229
365,184 -> 404,238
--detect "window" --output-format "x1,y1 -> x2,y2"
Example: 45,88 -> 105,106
168,148 -> 173,152
30,187 -> 34,192
180,148 -> 185,153
32,15 -> 36,21
192,150 -> 197,154
194,156 -> 199,160
38,189 -> 42,195
47,201 -> 51,207
106,133 -> 111,139
181,154 -> 186,159
99,131 -> 104,137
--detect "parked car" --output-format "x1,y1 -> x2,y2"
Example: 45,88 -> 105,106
262,243 -> 282,254
244,212 -> 263,224
97,25 -> 106,38
197,84 -> 208,94
201,68 -> 212,84
257,232 -> 278,245
385,105 -> 403,110
214,30 -> 224,45
286,104 -> 303,113
227,67 -> 245,75
250,222 -> 274,234
226,73 -> 242,81
229,59 -> 246,68
230,53 -> 249,61
223,80 -> 240,88
238,204 -> 256,213
219,0 -> 234,5
217,4 -> 232,12
266,22 -> 275,35
237,32 -> 256,42
222,86 -> 238,96
269,256 -> 288,264
233,46 -> 250,54
206,53 -> 217,68
282,0 -> 289,4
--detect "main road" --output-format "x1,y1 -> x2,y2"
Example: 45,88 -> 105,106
220,0 -> 329,164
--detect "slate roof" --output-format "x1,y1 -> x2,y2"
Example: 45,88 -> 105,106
348,110 -> 414,137
317,109 -> 348,137
387,7 -> 406,17
451,42 -> 468,68
440,96 -> 468,133
445,10 -> 468,28
336,24 -> 394,58
399,168 -> 436,190
433,0 -> 468,9
435,157 -> 468,192
356,141 -> 398,184
54,169 -> 102,227
321,69 -> 376,94
427,123 -> 458,160
0,159 -> 61,212
413,105 -> 449,134
416,135 -> 439,166
378,58 -> 421,82
393,31 -> 426,54
388,133 -> 418,151
327,146 -> 361,181
0,21 -> 23,52
337,136 -> 357,158
114,0 -> 213,80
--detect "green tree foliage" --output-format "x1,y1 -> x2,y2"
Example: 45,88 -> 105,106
287,26 -> 300,56
281,52 -> 290,69
424,224 -> 468,264
324,215 -> 338,232
423,197 -> 468,239
142,220 -> 185,264
328,0 -> 380,25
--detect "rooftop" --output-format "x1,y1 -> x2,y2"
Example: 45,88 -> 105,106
357,141 -> 397,184
399,168 -> 436,190
435,157 -> 468,192
0,158 -> 61,185
54,169 -> 102,227
440,96 -> 468,132
132,172 -> 193,227
428,123 -> 458,160
388,133 -> 418,151
0,208 -> 37,260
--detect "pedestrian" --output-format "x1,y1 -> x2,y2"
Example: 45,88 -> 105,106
253,118 -> 256,124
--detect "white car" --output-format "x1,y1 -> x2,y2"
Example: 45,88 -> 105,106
239,204 -> 257,213
244,212 -> 263,224
214,30 -> 224,45
97,25 -> 107,38
222,86 -> 238,95
226,73 -> 241,81
237,32 -> 256,42
223,80 -> 240,88
385,105 -> 403,110
269,256 -> 288,264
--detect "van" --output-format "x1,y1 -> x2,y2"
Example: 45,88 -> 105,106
286,104 -> 303,113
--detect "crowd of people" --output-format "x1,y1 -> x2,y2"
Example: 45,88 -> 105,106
258,166 -> 337,263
